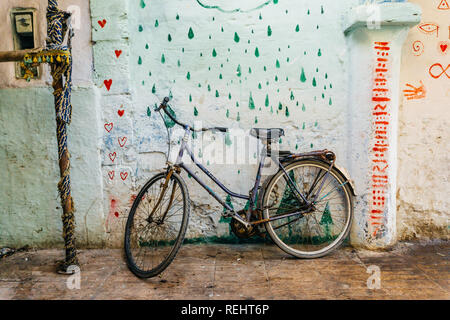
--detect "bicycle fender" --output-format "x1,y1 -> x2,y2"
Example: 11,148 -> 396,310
332,163 -> 357,196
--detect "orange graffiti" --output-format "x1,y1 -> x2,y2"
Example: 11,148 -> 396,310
412,40 -> 424,56
429,63 -> 450,78
438,0 -> 449,10
418,23 -> 439,37
403,81 -> 427,100
369,42 -> 392,238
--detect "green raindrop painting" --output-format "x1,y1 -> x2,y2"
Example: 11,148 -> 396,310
249,93 -> 255,110
300,68 -> 306,82
255,47 -> 260,58
188,27 -> 194,39
234,32 -> 240,43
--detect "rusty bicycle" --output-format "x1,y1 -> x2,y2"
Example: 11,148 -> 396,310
124,97 -> 355,278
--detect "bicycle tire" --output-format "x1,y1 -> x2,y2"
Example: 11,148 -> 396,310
261,159 -> 353,258
124,171 -> 190,278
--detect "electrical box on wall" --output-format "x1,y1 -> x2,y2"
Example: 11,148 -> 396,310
11,8 -> 39,79
15,13 -> 34,34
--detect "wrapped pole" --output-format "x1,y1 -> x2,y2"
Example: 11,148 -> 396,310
46,0 -> 79,272
54,72 -> 78,272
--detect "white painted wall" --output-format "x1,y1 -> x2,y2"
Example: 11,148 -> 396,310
0,0 -> 105,248
0,0 -> 447,249
93,0 -> 361,245
0,0 -> 93,87
397,0 -> 450,240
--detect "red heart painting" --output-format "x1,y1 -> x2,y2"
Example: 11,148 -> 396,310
115,50 -> 122,58
108,170 -> 115,180
104,122 -> 113,132
440,44 -> 448,53
109,152 -> 117,162
118,137 -> 127,147
114,212 -> 119,218
104,79 -> 112,91
120,172 -> 128,181
118,109 -> 125,117
98,19 -> 107,28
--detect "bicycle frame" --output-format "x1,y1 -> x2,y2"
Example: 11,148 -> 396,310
165,125 -> 337,228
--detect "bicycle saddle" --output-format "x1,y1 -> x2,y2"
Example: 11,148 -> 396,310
250,128 -> 285,141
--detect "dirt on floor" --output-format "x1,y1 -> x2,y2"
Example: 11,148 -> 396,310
0,240 -> 448,300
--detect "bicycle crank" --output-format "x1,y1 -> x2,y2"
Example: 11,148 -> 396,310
230,210 -> 258,239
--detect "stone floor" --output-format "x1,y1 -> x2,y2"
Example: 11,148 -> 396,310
0,240 -> 448,300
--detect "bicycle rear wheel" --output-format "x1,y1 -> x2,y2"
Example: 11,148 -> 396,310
124,171 -> 189,278
261,159 -> 353,258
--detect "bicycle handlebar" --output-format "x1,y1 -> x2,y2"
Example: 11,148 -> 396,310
155,97 -> 227,133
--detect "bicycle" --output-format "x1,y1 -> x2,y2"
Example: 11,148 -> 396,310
124,97 -> 356,278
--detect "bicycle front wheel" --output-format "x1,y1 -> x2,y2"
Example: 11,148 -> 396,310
262,159 -> 353,258
124,171 -> 190,278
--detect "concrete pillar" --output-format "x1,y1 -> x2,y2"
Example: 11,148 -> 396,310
343,2 -> 421,249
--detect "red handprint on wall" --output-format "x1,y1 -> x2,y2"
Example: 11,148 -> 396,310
403,81 -> 427,100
